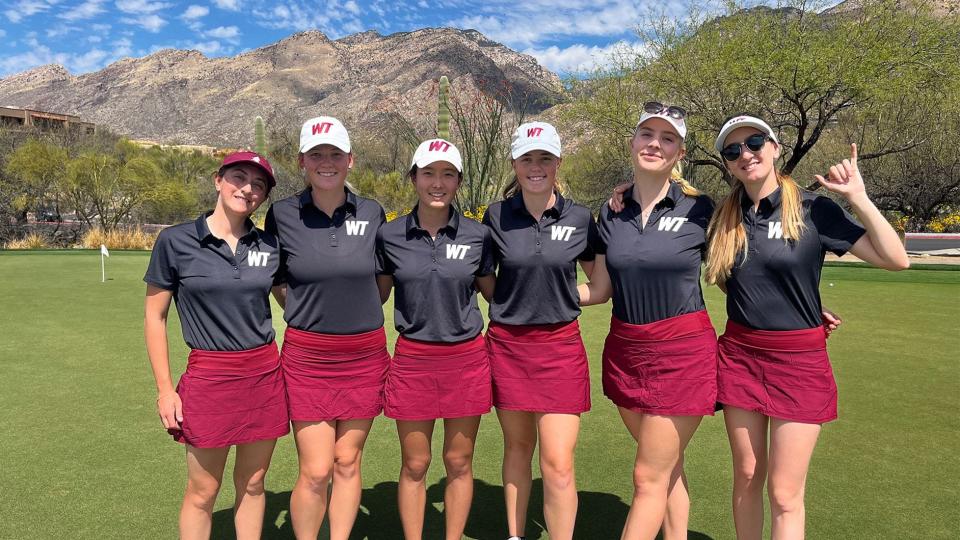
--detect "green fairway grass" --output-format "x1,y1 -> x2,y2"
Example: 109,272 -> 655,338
1,251 -> 957,539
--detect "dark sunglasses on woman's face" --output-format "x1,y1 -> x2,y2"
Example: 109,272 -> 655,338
720,133 -> 771,162
643,101 -> 686,120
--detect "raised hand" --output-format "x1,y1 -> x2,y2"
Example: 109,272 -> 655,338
814,143 -> 867,199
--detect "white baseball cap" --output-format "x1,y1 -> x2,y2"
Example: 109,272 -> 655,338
636,111 -> 687,139
410,139 -> 463,173
715,115 -> 778,153
299,116 -> 351,154
510,121 -> 561,159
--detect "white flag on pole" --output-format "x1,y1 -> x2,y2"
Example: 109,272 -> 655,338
100,244 -> 109,282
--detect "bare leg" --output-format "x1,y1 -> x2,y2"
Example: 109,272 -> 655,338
723,406 -> 769,540
441,416 -> 482,540
768,419 -> 821,540
497,409 -> 537,538
536,412 -> 581,540
396,419 -> 435,540
181,445 -> 229,540
233,438 -> 278,540
289,421 -> 336,540
328,418 -> 374,540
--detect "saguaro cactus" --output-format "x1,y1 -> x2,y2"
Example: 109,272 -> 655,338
438,76 -> 450,140
254,116 -> 266,155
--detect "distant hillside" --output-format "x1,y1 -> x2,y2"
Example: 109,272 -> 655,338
0,28 -> 563,146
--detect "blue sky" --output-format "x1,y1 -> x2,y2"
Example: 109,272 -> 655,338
0,1 -> 839,78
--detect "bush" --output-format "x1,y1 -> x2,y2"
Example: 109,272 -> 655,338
82,227 -> 158,250
4,233 -> 49,249
927,213 -> 960,233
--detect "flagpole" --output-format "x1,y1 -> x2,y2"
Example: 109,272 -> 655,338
101,252 -> 105,283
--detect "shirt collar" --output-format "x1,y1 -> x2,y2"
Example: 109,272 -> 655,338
740,186 -> 783,215
298,187 -> 358,216
195,212 -> 260,244
507,190 -> 565,219
621,182 -> 682,211
405,205 -> 460,235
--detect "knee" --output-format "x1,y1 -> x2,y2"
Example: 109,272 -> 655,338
504,435 -> 536,461
400,454 -> 432,482
185,477 -> 222,510
236,468 -> 268,497
442,450 -> 474,480
733,456 -> 766,491
333,449 -> 362,479
632,462 -> 669,495
298,462 -> 334,493
539,454 -> 575,491
768,483 -> 805,515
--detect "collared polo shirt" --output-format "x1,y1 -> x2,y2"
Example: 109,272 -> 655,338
143,213 -> 280,351
377,206 -> 495,342
726,188 -> 866,330
597,182 -> 715,325
264,188 -> 385,334
482,192 -> 599,325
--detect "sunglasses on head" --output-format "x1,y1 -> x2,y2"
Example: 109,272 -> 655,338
643,101 -> 686,120
720,133 -> 772,162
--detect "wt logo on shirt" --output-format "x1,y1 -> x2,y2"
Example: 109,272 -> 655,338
768,221 -> 784,239
445,244 -> 471,260
550,225 -> 576,241
345,220 -> 369,236
247,251 -> 271,267
658,217 -> 688,232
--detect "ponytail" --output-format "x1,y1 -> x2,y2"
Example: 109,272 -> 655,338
704,171 -> 806,285
670,162 -> 700,196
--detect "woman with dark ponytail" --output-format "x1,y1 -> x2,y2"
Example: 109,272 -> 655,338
708,114 -> 908,539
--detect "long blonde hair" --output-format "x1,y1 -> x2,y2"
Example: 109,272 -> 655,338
704,171 -> 807,285
670,161 -> 699,196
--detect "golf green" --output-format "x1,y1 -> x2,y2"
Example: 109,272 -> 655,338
0,251 -> 956,539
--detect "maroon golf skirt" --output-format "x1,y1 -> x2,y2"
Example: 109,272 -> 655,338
281,326 -> 390,422
717,320 -> 837,424
602,311 -> 718,416
171,341 -> 289,448
384,334 -> 492,421
486,320 -> 590,414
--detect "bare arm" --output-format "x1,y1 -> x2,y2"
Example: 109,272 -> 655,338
475,274 -> 496,302
577,254 -> 612,306
144,285 -> 181,430
376,275 -> 394,305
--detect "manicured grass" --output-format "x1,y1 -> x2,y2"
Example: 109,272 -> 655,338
0,251 -> 957,539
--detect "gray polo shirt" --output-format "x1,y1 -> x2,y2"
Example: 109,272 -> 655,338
482,192 -> 599,326
264,188 -> 385,335
143,213 -> 280,351
377,207 -> 495,342
726,188 -> 866,330
597,182 -> 715,325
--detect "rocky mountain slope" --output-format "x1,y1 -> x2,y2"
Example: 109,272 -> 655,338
0,28 -> 563,146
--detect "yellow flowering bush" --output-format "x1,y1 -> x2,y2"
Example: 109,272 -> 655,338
927,213 -> 960,233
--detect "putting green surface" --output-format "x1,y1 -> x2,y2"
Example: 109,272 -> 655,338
1,251 -> 957,539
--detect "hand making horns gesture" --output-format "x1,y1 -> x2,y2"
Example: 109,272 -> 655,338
815,143 -> 867,199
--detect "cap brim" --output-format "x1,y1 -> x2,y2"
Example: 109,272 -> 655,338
636,113 -> 686,139
715,120 -> 777,153
511,143 -> 561,160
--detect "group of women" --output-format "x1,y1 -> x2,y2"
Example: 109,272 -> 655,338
144,104 -> 908,540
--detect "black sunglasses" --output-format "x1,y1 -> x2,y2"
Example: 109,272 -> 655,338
720,133 -> 772,162
643,101 -> 686,120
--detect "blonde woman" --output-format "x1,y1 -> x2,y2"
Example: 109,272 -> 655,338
707,114 -> 908,539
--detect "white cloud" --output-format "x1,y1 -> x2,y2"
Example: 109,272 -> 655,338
58,0 -> 107,21
343,0 -> 360,15
0,29 -> 6,38
206,25 -> 240,39
115,0 -> 171,14
188,40 -> 222,54
46,24 -> 79,38
0,41 -> 132,77
121,14 -> 167,32
524,41 -> 646,74
212,0 -> 240,11
181,5 -> 208,19
4,0 -> 59,23
88,35 -> 102,43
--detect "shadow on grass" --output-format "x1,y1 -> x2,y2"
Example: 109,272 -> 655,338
212,478 -> 714,539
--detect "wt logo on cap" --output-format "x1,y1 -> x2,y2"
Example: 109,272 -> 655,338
527,127 -> 544,137
312,122 -> 333,135
247,251 -> 271,267
550,225 -> 576,241
345,220 -> 369,236
768,221 -> 784,239
428,140 -> 451,152
658,217 -> 688,232
445,244 -> 471,260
